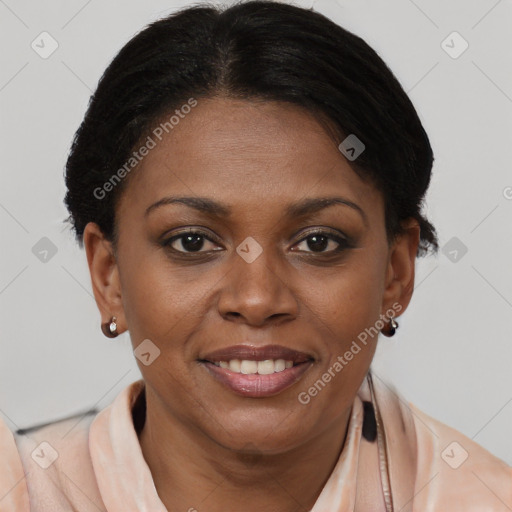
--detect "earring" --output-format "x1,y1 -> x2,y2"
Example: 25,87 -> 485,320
101,316 -> 119,338
381,317 -> 398,337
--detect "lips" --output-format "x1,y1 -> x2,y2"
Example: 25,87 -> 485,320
199,344 -> 314,398
201,344 -> 313,364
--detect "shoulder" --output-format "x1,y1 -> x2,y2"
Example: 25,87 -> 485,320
12,409 -> 106,512
0,416 -> 30,512
408,401 -> 512,510
372,375 -> 512,511
0,380 -> 145,512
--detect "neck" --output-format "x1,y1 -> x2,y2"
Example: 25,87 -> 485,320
138,386 -> 352,512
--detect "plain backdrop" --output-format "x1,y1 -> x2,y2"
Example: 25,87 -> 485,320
1,0 -> 511,465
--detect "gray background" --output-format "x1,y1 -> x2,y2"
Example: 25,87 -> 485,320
1,0 -> 511,465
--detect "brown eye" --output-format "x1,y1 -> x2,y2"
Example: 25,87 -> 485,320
294,230 -> 351,254
163,230 -> 220,253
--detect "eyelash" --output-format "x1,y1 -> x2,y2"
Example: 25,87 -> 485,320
161,228 -> 352,256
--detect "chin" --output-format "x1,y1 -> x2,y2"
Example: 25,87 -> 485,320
204,410 -> 311,453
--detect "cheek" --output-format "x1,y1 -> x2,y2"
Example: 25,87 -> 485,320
118,250 -> 220,346
312,254 -> 386,339
296,262 -> 385,423
117,250 -> 177,339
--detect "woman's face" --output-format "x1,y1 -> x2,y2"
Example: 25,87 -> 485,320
85,97 -> 418,454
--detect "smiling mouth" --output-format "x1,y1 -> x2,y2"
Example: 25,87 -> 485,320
198,344 -> 314,398
207,358 -> 297,374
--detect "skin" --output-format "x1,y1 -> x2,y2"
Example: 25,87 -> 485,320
84,96 -> 420,512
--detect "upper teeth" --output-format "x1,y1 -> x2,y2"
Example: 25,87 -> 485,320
213,359 -> 294,374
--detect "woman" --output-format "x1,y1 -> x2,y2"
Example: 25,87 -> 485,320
1,1 -> 510,510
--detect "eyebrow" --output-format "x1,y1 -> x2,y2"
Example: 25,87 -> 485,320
145,195 -> 368,225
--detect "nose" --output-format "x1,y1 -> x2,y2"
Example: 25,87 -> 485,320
217,245 -> 299,327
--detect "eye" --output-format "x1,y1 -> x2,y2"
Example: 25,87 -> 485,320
293,229 -> 350,254
163,229 -> 221,254
162,228 -> 351,256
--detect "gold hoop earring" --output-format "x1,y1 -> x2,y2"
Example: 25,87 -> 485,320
101,316 -> 119,338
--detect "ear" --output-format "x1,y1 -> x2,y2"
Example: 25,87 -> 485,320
381,218 -> 420,317
83,222 -> 126,334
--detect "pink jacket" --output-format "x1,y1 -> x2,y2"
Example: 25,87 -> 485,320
1,374 -> 511,511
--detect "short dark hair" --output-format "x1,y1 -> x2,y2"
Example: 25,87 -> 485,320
64,0 -> 438,256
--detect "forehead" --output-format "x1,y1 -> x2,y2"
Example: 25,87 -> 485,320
119,97 -> 382,220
